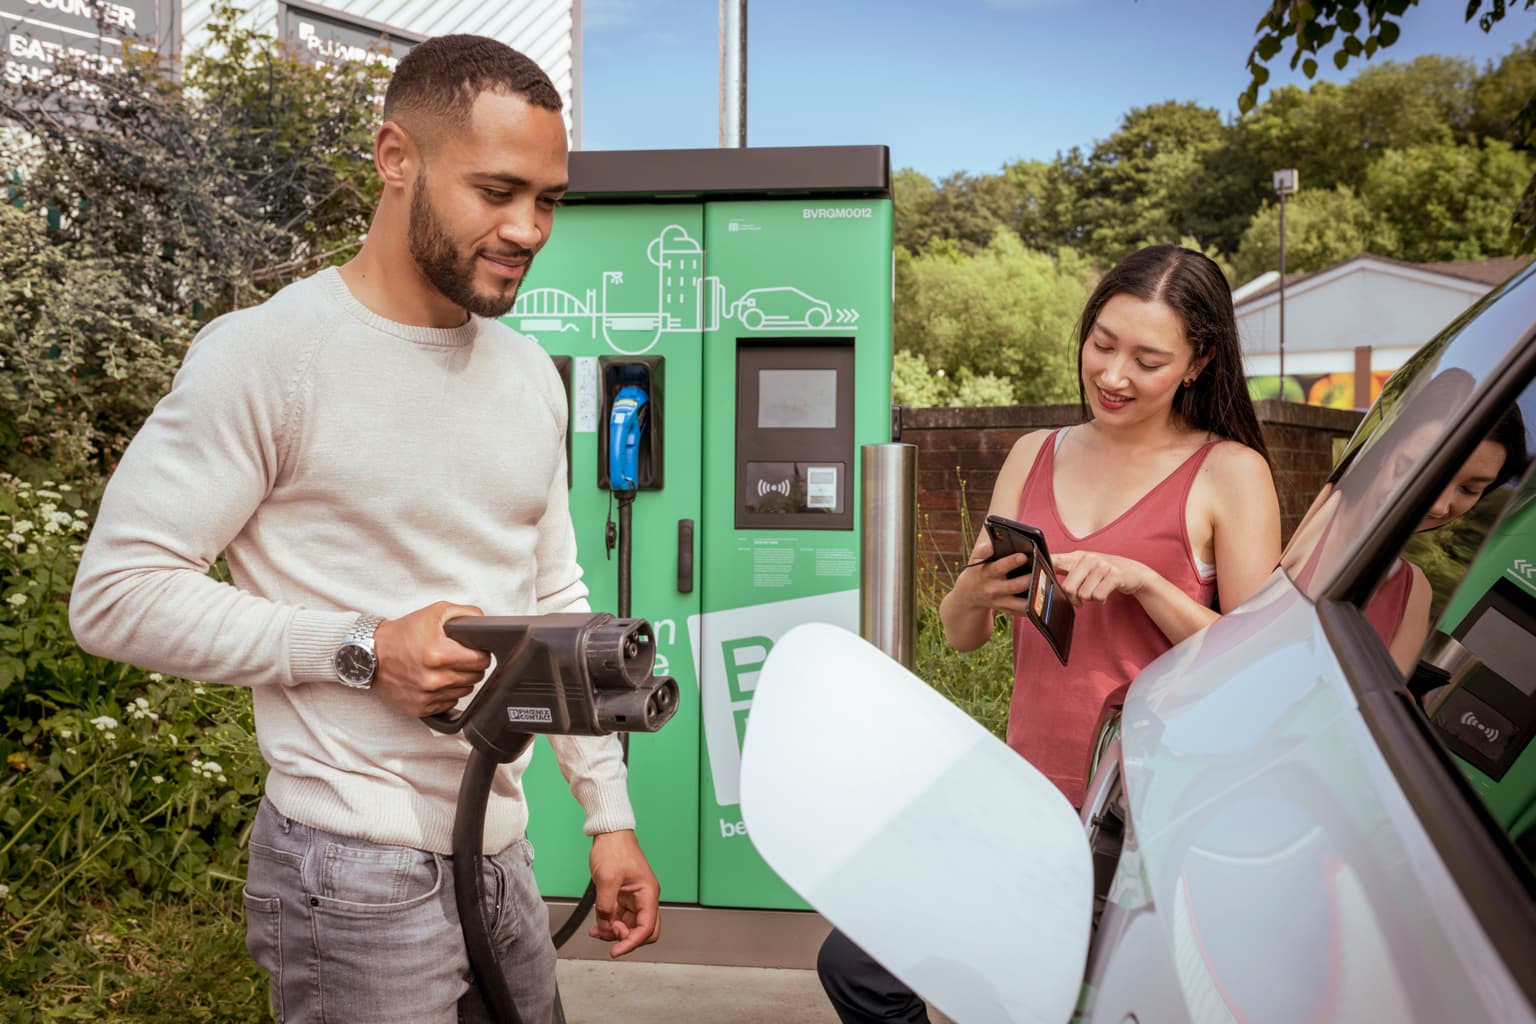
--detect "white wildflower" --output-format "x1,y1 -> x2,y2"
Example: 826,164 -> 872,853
58,484 -> 72,492
35,489 -> 60,500
37,502 -> 56,518
6,593 -> 25,607
6,533 -> 22,545
90,715 -> 119,731
13,520 -> 33,535
73,509 -> 88,519
0,883 -> 9,899
152,775 -> 165,784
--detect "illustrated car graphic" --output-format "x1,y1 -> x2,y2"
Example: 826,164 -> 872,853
743,262 -> 1536,1023
732,286 -> 832,330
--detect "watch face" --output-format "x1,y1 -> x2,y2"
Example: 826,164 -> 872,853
337,643 -> 375,685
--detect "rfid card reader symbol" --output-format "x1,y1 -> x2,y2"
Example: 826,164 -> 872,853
757,478 -> 791,498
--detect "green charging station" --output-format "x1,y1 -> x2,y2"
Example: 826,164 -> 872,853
499,147 -> 893,910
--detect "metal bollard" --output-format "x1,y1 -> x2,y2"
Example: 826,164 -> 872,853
860,443 -> 917,668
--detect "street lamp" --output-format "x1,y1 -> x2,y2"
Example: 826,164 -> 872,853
1272,168 -> 1299,396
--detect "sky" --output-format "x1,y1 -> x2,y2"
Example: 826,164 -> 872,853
579,0 -> 1535,180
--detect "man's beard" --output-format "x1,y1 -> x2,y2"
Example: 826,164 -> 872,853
407,175 -> 531,319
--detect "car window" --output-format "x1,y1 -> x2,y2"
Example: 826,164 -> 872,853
1280,264 -> 1536,873
1417,451 -> 1536,869
1282,266 -> 1536,601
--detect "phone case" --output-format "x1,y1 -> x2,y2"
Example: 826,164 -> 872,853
1026,557 -> 1074,666
984,515 -> 1050,579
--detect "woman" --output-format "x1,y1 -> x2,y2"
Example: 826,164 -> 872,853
943,242 -> 1280,807
818,244 -> 1281,1024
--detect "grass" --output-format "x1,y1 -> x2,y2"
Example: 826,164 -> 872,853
4,895 -> 271,1024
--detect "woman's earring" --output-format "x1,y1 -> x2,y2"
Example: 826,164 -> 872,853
1182,377 -> 1195,388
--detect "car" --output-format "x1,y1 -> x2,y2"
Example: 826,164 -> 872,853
743,262 -> 1536,1022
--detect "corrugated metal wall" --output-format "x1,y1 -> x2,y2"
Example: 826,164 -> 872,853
180,0 -> 580,142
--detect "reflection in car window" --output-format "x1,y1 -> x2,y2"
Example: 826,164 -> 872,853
1282,266 -> 1536,600
1417,448 -> 1536,871
1282,367 -> 1479,599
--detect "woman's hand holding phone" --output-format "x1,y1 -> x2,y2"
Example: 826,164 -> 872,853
955,531 -> 1035,617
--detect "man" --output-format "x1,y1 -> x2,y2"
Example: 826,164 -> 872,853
69,34 -> 660,1023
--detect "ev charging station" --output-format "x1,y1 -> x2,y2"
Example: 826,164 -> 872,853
501,146 -> 894,912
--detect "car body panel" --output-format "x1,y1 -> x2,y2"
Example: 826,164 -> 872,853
1090,570 -> 1534,1022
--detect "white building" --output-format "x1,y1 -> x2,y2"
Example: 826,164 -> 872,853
1235,253 -> 1533,407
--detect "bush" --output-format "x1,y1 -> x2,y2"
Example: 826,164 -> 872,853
0,473 -> 264,998
0,2 -> 387,479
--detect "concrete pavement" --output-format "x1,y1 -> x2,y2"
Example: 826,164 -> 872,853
555,958 -> 957,1024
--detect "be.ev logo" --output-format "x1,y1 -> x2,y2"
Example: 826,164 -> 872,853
688,591 -> 859,820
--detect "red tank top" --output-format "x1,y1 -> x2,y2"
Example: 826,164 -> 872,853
1008,429 -> 1219,807
1363,557 -> 1413,645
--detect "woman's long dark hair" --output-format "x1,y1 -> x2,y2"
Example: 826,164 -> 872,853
1076,244 -> 1270,462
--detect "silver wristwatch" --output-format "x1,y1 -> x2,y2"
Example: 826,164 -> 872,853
335,614 -> 384,689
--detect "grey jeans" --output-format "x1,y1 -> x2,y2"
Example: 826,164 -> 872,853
242,797 -> 557,1024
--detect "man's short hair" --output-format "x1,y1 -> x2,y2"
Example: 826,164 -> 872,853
383,35 -> 562,133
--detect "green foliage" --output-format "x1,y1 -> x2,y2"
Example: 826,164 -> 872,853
914,477 -> 1013,738
891,349 -> 951,408
894,233 -> 1092,404
1232,185 -> 1395,284
0,2 -> 388,477
0,204 -> 190,480
0,475 -> 265,999
1362,141 -> 1536,261
1242,0 -> 1536,253
1075,101 -> 1228,261
2,894 -> 271,1023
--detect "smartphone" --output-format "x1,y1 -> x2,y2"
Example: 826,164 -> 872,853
983,514 -> 1051,580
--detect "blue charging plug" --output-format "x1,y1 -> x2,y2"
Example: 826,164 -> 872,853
607,385 -> 649,491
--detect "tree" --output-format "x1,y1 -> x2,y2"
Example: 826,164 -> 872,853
1072,101 -> 1228,261
0,2 -> 390,476
1470,32 -> 1536,143
1243,0 -> 1536,251
893,167 -> 1019,255
1362,140 -> 1534,261
1231,185 -> 1395,284
893,232 -> 1093,404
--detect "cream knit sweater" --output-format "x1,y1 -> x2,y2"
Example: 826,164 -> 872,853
70,268 -> 634,854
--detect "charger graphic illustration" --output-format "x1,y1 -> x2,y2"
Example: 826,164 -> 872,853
425,613 -> 678,1024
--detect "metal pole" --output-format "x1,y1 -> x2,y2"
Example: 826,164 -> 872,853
1277,193 -> 1287,391
719,0 -> 746,148
860,444 -> 916,668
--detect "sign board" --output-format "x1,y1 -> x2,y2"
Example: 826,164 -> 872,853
1,0 -> 176,87
278,0 -> 420,72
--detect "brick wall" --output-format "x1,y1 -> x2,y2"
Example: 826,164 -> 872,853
896,399 -> 1363,579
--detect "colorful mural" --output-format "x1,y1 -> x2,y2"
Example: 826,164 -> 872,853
1247,370 -> 1393,410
